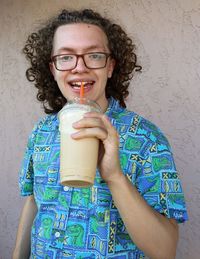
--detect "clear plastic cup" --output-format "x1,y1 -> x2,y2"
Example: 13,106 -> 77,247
58,97 -> 101,188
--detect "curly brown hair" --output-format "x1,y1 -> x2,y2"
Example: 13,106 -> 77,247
23,9 -> 142,114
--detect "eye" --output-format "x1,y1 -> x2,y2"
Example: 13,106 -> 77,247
88,53 -> 104,60
59,55 -> 74,62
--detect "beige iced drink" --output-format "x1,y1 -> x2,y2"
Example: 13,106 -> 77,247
59,98 -> 101,187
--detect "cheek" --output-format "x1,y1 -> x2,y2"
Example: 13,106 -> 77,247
54,72 -> 66,84
99,75 -> 109,91
98,69 -> 110,82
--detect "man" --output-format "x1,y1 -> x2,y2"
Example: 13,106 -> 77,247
13,9 -> 188,259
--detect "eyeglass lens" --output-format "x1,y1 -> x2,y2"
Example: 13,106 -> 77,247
53,53 -> 109,71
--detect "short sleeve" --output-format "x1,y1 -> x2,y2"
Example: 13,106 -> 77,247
134,124 -> 188,223
19,121 -> 40,196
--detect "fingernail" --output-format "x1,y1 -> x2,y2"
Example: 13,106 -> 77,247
71,132 -> 78,138
72,122 -> 79,127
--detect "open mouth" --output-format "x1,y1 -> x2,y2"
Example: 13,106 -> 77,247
69,81 -> 95,93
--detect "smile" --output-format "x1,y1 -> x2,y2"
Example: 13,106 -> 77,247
69,81 -> 95,92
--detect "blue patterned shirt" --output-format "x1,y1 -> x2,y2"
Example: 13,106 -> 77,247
19,98 -> 188,259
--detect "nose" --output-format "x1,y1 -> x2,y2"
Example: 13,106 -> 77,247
71,56 -> 89,73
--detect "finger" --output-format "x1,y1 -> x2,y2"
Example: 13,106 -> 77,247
85,113 -> 119,143
71,127 -> 107,140
101,114 -> 113,130
73,117 -> 104,129
101,115 -> 119,140
83,113 -> 115,134
83,111 -> 102,118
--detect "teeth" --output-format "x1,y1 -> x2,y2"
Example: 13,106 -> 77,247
70,81 -> 92,87
73,82 -> 82,86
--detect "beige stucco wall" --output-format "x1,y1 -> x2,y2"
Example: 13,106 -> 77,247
0,0 -> 200,258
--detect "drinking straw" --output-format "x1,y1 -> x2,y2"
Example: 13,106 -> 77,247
80,82 -> 84,103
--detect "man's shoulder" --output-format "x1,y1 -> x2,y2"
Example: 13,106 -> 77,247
114,106 -> 170,147
135,115 -> 169,146
33,113 -> 58,132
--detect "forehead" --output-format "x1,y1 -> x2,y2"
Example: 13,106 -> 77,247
53,23 -> 109,52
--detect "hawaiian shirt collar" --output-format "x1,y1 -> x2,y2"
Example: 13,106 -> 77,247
105,97 -> 121,116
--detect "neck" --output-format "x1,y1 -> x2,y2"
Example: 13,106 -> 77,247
99,98 -> 109,113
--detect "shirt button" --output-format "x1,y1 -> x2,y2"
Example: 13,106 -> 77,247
55,232 -> 60,238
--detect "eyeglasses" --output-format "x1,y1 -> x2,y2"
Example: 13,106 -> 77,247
51,52 -> 111,71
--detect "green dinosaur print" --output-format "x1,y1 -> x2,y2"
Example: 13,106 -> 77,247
90,210 -> 109,233
58,194 -> 69,208
43,187 -> 59,200
90,216 -> 99,233
125,137 -> 143,151
34,151 -> 60,171
120,153 -> 128,169
72,189 -> 90,206
152,156 -> 171,172
40,217 -> 53,239
67,224 -> 84,246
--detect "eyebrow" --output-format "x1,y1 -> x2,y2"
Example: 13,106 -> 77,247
56,45 -> 108,53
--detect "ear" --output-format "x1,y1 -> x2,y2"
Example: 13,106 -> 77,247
49,62 -> 56,80
108,58 -> 116,78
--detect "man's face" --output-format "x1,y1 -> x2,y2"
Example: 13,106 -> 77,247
50,23 -> 115,112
